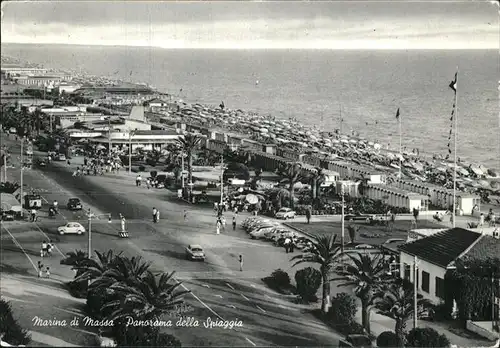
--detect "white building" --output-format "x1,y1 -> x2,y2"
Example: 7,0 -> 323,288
398,228 -> 499,304
365,183 -> 429,211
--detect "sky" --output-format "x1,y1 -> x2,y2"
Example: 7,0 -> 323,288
1,1 -> 499,49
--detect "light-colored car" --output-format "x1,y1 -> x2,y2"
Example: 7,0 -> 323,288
185,244 -> 205,261
275,208 -> 296,220
248,222 -> 277,234
8,127 -> 17,134
58,153 -> 67,161
249,225 -> 280,239
58,222 -> 86,235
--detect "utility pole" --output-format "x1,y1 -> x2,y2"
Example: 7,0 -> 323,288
181,152 -> 185,189
20,138 -> 24,218
3,152 -> 7,182
414,255 -> 418,329
108,117 -> 112,158
220,154 -> 224,205
87,209 -> 92,258
341,184 -> 345,253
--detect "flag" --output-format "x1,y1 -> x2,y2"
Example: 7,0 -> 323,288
395,108 -> 400,120
449,72 -> 457,92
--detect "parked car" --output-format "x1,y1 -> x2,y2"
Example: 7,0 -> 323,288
58,222 -> 86,235
8,127 -> 16,134
1,210 -> 15,221
36,158 -> 47,167
248,222 -> 276,234
57,153 -> 67,161
185,244 -> 205,261
245,219 -> 273,233
344,213 -> 372,222
275,208 -> 296,220
249,225 -> 280,239
67,198 -> 83,211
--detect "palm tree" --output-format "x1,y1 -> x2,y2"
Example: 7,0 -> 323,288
310,167 -> 327,207
332,252 -> 388,333
291,235 -> 343,313
175,132 -> 202,188
102,270 -> 190,322
60,249 -> 89,277
74,250 -> 122,283
277,162 -> 303,209
89,255 -> 152,291
356,174 -> 370,196
373,279 -> 432,346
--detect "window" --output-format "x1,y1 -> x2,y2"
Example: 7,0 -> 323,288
422,271 -> 430,293
404,263 -> 411,280
435,277 -> 445,299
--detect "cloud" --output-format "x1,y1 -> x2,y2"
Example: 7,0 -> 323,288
1,1 -> 498,49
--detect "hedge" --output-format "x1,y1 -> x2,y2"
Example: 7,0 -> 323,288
0,299 -> 31,346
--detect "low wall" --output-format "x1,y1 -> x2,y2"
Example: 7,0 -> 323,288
466,320 -> 499,341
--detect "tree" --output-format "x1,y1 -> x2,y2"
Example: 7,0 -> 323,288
277,162 -> 303,209
0,299 -> 31,346
332,252 -> 388,333
291,235 -> 343,313
376,331 -> 399,348
405,327 -> 450,347
356,174 -> 369,196
175,133 -> 202,188
295,267 -> 322,302
89,255 -> 152,291
102,270 -> 189,323
309,167 -> 326,205
373,279 -> 432,346
329,292 -> 358,324
74,250 -> 122,284
60,249 -> 89,277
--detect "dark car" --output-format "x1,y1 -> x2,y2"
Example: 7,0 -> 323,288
67,198 -> 83,211
344,213 -> 372,222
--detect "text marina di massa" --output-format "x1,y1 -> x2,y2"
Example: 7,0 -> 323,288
32,316 -> 244,330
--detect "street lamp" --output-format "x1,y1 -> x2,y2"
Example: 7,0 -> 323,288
86,209 -> 112,258
219,155 -> 224,205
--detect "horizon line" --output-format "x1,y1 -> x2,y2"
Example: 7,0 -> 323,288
1,42 -> 498,50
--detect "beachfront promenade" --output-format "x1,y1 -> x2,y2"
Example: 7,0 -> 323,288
1,135 -> 495,347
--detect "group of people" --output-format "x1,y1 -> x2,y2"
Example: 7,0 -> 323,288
37,261 -> 50,278
40,240 -> 54,258
71,156 -> 122,177
479,209 -> 497,228
152,207 -> 161,223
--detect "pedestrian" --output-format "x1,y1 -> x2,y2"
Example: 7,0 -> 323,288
221,216 -> 226,231
156,210 -> 160,222
479,213 -> 485,227
31,208 -> 37,222
146,178 -> 151,189
289,238 -> 295,253
45,267 -> 50,278
152,207 -> 157,223
37,261 -> 44,278
47,241 -> 53,257
216,220 -> 221,235
183,210 -> 187,221
284,237 -> 291,253
233,206 -> 238,214
232,216 -> 236,230
41,241 -> 47,257
239,254 -> 243,272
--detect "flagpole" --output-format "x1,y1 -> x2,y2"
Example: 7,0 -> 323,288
452,67 -> 458,228
399,112 -> 402,178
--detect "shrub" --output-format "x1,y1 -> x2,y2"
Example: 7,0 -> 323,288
405,327 -> 450,347
328,292 -> 358,324
138,165 -> 145,172
270,269 -> 290,287
294,267 -> 321,302
376,331 -> 399,347
0,299 -> 31,346
86,287 -> 116,319
67,280 -> 88,299
150,171 -> 157,178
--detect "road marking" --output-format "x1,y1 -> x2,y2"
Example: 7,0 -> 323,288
279,304 -> 285,309
227,304 -> 236,309
225,282 -> 235,290
264,294 -> 271,299
214,295 -> 223,298
256,305 -> 266,313
33,225 -> 65,257
245,337 -> 256,346
178,282 -> 225,321
202,284 -> 210,288
2,225 -> 38,273
240,294 -> 250,301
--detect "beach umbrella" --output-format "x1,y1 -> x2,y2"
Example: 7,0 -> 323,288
349,139 -> 357,144
260,128 -> 269,133
478,180 -> 490,188
340,139 -> 348,143
373,143 -> 381,150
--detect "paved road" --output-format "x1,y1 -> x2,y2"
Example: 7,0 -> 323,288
1,137 -> 343,347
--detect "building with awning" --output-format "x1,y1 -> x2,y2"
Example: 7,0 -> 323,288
0,193 -> 22,212
88,130 -> 182,151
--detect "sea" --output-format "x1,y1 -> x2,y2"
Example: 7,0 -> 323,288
2,44 -> 499,169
